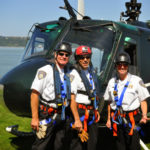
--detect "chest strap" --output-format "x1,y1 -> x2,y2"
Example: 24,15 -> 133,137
77,90 -> 88,96
113,74 -> 131,107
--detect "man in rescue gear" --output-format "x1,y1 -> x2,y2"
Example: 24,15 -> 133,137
104,52 -> 150,150
70,45 -> 100,150
30,41 -> 72,150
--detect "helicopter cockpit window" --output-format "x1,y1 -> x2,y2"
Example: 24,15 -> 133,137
34,37 -> 45,53
63,24 -> 115,76
22,23 -> 62,60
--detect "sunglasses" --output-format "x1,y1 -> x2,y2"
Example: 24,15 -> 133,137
116,63 -> 128,69
79,55 -> 91,60
58,52 -> 70,57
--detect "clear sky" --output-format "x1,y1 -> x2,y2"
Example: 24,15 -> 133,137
0,0 -> 149,37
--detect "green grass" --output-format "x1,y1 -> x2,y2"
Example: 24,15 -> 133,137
0,89 -> 32,150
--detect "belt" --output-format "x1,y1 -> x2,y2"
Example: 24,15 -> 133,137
40,104 -> 62,115
78,104 -> 94,110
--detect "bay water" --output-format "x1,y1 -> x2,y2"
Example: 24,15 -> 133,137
0,47 -> 25,79
0,47 -> 102,80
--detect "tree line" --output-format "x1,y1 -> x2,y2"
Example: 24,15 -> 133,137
0,36 -> 27,47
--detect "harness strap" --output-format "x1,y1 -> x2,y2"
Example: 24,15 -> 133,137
78,104 -> 90,132
77,90 -> 88,96
84,109 -> 89,132
128,110 -> 138,135
114,81 -> 130,107
40,104 -> 61,115
77,104 -> 98,131
111,109 -> 139,136
114,74 -> 131,107
78,104 -> 94,110
94,109 -> 99,123
111,111 -> 118,136
128,112 -> 135,135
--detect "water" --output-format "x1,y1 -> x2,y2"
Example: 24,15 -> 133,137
0,47 -> 25,79
0,47 -> 103,79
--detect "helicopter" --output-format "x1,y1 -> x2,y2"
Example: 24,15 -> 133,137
0,0 -> 150,141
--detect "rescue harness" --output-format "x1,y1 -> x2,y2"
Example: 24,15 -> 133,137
74,64 -> 100,131
112,74 -> 139,136
39,62 -> 71,121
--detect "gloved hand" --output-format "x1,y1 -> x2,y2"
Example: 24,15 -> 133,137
78,129 -> 89,142
36,124 -> 47,139
72,124 -> 89,142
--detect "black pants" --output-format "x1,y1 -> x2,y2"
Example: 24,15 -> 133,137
32,119 -> 71,150
69,109 -> 98,150
112,113 -> 141,150
114,125 -> 141,150
32,107 -> 72,150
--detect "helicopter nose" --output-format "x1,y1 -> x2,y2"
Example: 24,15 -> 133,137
0,66 -> 31,116
0,57 -> 49,117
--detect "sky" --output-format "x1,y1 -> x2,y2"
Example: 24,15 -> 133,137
0,0 -> 149,37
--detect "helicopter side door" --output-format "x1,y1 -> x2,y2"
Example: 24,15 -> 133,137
116,33 -> 141,76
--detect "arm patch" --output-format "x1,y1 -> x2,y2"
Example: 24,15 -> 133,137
38,71 -> 46,80
139,80 -> 146,88
70,74 -> 75,82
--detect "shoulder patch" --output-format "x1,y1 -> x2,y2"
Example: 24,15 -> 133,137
128,84 -> 133,89
69,74 -> 75,82
139,80 -> 146,88
38,71 -> 46,80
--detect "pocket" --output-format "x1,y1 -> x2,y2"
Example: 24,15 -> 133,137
125,89 -> 136,100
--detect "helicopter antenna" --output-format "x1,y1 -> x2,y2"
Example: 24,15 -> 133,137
121,0 -> 142,21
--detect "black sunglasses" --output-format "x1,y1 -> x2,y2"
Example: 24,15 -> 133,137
79,55 -> 91,60
58,52 -> 70,57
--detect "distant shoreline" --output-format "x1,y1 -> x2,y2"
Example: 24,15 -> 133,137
0,45 -> 25,48
0,36 -> 27,47
0,46 -> 25,48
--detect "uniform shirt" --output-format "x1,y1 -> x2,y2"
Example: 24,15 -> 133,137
31,64 -> 65,108
70,69 -> 95,105
104,73 -> 150,111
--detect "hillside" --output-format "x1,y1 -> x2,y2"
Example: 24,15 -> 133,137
0,36 -> 27,47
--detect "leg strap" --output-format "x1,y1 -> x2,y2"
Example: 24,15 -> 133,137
111,111 -> 118,136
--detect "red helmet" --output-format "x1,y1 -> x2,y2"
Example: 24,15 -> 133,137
75,46 -> 92,56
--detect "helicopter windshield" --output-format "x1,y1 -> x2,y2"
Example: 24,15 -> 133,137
22,22 -> 115,76
22,23 -> 63,59
64,24 -> 115,75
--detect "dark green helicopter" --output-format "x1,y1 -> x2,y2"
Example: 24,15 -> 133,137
0,0 -> 150,142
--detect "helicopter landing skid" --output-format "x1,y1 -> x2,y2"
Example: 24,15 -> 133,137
6,125 -> 34,137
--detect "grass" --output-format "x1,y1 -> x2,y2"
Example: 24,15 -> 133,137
0,89 -> 33,150
0,88 -> 150,150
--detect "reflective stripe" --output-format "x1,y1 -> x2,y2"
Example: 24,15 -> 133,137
40,114 -> 58,125
40,118 -> 52,125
